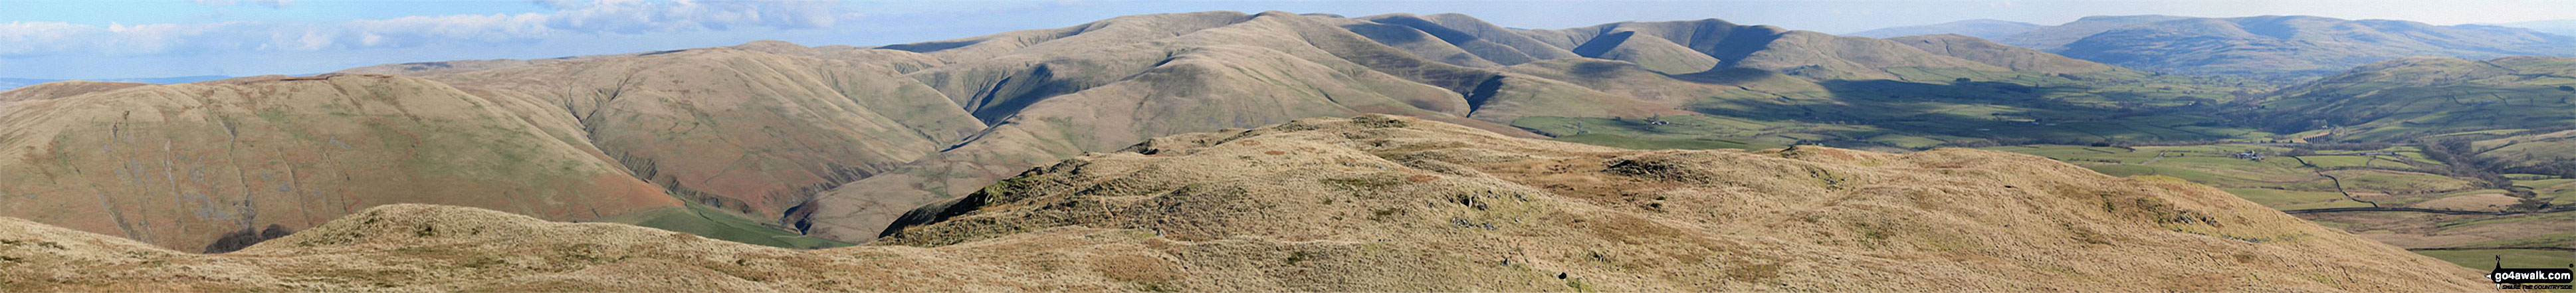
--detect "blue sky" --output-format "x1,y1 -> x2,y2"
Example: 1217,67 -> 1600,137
3,0 -> 2571,80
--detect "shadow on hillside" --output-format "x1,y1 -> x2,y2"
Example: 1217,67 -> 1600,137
1680,78 -> 2231,147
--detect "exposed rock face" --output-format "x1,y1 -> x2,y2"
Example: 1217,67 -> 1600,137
0,116 -> 2486,291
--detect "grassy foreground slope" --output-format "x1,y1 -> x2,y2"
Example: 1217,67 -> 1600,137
0,116 -> 2487,291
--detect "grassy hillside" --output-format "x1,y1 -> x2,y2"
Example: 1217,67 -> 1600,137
1513,64 -> 2273,151
2250,56 -> 2576,177
0,75 -> 691,252
6,116 -> 2488,291
862,116 -> 2488,291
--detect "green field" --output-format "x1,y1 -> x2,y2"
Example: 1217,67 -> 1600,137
1550,133 -> 1782,150
1519,66 -> 2283,151
595,203 -> 855,249
2416,249 -> 2576,280
1979,142 -> 2576,276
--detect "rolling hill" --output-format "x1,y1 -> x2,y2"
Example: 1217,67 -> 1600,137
2253,56 -> 2576,142
0,76 -> 233,92
0,47 -> 962,251
0,116 -> 2490,291
2055,16 -> 2576,76
1988,15 -> 2199,51
2498,19 -> 2576,39
0,74 -> 689,252
794,11 -> 2212,243
1862,15 -> 2576,78
1,11 -> 2248,251
2250,56 -> 2576,176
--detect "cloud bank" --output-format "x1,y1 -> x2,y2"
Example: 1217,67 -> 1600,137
0,0 -> 853,57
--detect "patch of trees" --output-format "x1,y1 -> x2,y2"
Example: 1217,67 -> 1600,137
2503,160 -> 2576,179
203,224 -> 294,253
2418,139 -> 2514,189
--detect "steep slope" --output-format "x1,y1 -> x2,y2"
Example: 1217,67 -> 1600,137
0,74 -> 685,252
0,46 -> 974,251
1356,13 -> 1583,65
1847,19 -> 2042,39
417,48 -> 986,220
0,115 -> 2488,291
1331,17 -> 1507,68
1578,31 -> 1722,74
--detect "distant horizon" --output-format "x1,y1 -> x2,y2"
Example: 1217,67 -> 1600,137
5,0 -> 2571,80
1856,13 -> 2576,33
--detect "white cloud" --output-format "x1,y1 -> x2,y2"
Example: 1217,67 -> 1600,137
0,0 -> 852,56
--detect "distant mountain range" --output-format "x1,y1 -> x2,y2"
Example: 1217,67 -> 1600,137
0,76 -> 234,91
1846,19 -> 2041,39
1854,15 -> 2576,78
2498,19 -> 2576,37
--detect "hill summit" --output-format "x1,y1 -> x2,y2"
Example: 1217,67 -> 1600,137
0,115 -> 2486,291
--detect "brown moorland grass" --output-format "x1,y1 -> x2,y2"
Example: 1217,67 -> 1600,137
5,115 -> 2472,292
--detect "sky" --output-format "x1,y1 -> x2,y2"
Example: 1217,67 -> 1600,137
2,0 -> 2572,80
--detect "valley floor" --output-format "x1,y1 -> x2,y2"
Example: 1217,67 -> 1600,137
1974,144 -> 2576,272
